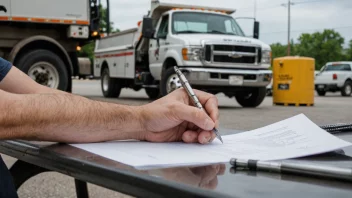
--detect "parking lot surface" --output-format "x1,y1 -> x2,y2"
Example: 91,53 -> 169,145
2,79 -> 352,198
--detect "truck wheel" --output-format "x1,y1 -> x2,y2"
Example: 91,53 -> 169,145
145,88 -> 160,100
235,87 -> 267,108
16,49 -> 68,91
317,90 -> 326,96
160,67 -> 182,96
341,81 -> 352,96
101,67 -> 121,98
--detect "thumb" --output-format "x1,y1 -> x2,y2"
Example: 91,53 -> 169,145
172,103 -> 215,131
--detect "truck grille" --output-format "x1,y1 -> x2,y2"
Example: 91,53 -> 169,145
213,55 -> 256,64
204,44 -> 261,65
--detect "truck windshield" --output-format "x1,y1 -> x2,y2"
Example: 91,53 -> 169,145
324,64 -> 351,71
172,12 -> 245,36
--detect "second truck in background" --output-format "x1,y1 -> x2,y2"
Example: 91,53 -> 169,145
94,0 -> 273,107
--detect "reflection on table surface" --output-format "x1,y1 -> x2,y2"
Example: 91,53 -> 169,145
44,140 -> 352,195
4,129 -> 352,197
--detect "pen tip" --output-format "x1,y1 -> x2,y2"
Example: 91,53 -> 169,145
218,136 -> 223,144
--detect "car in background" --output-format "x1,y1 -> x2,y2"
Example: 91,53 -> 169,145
315,62 -> 352,96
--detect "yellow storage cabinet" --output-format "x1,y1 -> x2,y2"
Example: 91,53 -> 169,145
273,56 -> 315,106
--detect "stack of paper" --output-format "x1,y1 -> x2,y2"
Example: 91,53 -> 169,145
71,114 -> 352,170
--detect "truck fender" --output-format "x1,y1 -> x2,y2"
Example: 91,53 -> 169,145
159,49 -> 183,79
8,35 -> 74,76
165,49 -> 183,66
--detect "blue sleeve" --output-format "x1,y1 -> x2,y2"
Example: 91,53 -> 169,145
0,57 -> 12,82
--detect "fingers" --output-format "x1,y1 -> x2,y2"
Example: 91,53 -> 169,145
182,129 -> 217,144
203,177 -> 218,189
218,164 -> 226,175
162,168 -> 202,186
193,90 -> 219,127
182,130 -> 199,143
197,130 -> 214,144
192,165 -> 220,189
171,103 -> 215,131
174,88 -> 219,126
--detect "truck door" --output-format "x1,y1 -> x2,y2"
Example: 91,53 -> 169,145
0,0 -> 10,19
149,15 -> 169,69
124,48 -> 135,78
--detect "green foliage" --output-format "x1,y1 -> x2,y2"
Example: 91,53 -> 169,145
296,29 -> 344,69
270,29 -> 348,70
77,42 -> 95,63
344,40 -> 352,61
98,4 -> 120,34
271,43 -> 287,60
77,5 -> 120,62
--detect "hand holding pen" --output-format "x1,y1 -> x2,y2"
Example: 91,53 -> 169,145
139,80 -> 220,144
174,66 -> 223,143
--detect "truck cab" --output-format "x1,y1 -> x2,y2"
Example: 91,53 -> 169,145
94,0 -> 273,107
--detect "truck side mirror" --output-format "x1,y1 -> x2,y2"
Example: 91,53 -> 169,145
142,17 -> 155,39
253,21 -> 260,39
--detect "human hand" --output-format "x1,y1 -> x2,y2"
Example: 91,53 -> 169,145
159,164 -> 226,189
138,88 -> 219,144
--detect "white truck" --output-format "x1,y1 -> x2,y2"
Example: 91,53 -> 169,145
315,62 -> 352,96
0,0 -> 109,92
94,0 -> 273,107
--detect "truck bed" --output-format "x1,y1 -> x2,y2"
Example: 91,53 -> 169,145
95,28 -> 140,53
94,28 -> 140,79
0,0 -> 89,25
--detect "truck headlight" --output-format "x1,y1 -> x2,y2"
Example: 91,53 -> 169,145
182,47 -> 202,61
262,50 -> 272,64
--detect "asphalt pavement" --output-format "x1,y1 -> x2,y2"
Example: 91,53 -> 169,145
2,79 -> 352,198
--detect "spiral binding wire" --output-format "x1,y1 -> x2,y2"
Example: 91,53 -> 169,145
319,123 -> 352,134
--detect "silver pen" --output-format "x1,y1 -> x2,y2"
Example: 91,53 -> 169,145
174,66 -> 223,143
230,158 -> 352,182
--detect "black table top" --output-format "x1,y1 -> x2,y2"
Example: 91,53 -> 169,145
1,129 -> 352,198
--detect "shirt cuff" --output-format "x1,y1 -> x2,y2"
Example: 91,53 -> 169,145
0,57 -> 12,82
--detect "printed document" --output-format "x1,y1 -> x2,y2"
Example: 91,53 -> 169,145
71,114 -> 352,169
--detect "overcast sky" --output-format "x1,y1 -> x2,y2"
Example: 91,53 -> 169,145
103,0 -> 352,47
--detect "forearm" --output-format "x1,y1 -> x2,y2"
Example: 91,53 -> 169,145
0,66 -> 66,95
0,91 -> 144,143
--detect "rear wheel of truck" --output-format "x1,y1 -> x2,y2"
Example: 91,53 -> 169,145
16,49 -> 68,91
145,88 -> 160,100
235,87 -> 267,108
341,81 -> 352,96
101,67 -> 121,98
160,67 -> 182,96
317,90 -> 326,96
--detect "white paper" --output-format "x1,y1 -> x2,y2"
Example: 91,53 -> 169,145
71,114 -> 352,170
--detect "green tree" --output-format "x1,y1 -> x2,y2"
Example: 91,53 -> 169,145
270,39 -> 298,62
77,5 -> 120,63
295,29 -> 345,70
270,43 -> 287,60
98,4 -> 120,34
344,40 -> 352,61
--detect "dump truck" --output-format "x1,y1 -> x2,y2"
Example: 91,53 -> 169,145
0,0 -> 109,92
93,0 -> 272,107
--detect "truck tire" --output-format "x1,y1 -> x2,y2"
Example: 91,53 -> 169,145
317,90 -> 326,96
235,87 -> 267,108
341,81 -> 352,96
160,67 -> 182,96
145,88 -> 160,100
16,49 -> 68,91
101,67 -> 121,98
